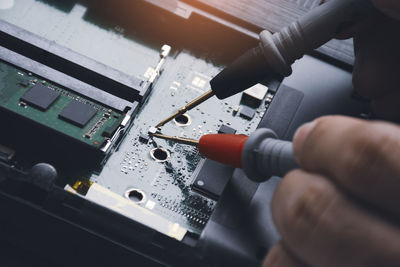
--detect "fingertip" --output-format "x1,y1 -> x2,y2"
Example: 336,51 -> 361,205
293,121 -> 316,163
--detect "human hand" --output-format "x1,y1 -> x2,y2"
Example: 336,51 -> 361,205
263,116 -> 400,267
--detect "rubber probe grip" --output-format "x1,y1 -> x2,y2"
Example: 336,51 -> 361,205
198,134 -> 248,168
242,128 -> 298,182
198,129 -> 298,182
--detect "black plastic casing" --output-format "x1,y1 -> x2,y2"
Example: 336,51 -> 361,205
198,54 -> 368,266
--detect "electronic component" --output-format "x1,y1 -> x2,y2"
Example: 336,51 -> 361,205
139,133 -> 150,143
59,100 -> 97,127
232,106 -> 240,116
19,80 -> 30,87
218,124 -> 236,134
148,126 -> 159,135
85,117 -> 107,139
241,84 -> 269,108
20,84 -> 60,111
265,93 -> 274,105
239,106 -> 256,120
191,159 -> 234,200
0,59 -> 127,152
102,120 -> 120,138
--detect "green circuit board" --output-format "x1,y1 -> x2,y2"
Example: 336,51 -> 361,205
0,60 -> 124,149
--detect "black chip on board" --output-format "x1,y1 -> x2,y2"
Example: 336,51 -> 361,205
20,84 -> 60,111
239,105 -> 256,120
191,159 -> 234,200
218,124 -> 237,134
59,100 -> 97,127
139,133 -> 150,144
19,80 -> 30,87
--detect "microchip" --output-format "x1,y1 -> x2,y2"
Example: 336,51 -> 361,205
59,100 -> 97,127
191,159 -> 233,200
241,84 -> 269,108
218,124 -> 237,134
240,106 -> 256,120
19,80 -> 30,87
139,133 -> 150,144
20,84 -> 60,111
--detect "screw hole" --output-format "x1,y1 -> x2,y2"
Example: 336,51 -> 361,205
174,113 -> 191,126
150,147 -> 170,162
125,189 -> 145,203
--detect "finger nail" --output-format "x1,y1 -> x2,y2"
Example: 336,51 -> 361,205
293,121 -> 316,161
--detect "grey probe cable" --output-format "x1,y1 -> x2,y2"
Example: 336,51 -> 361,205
210,0 -> 374,99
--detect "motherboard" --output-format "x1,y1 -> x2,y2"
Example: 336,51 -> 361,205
91,52 -> 270,234
0,0 -> 273,237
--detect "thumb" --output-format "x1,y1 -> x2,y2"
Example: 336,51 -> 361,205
293,116 -> 400,220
